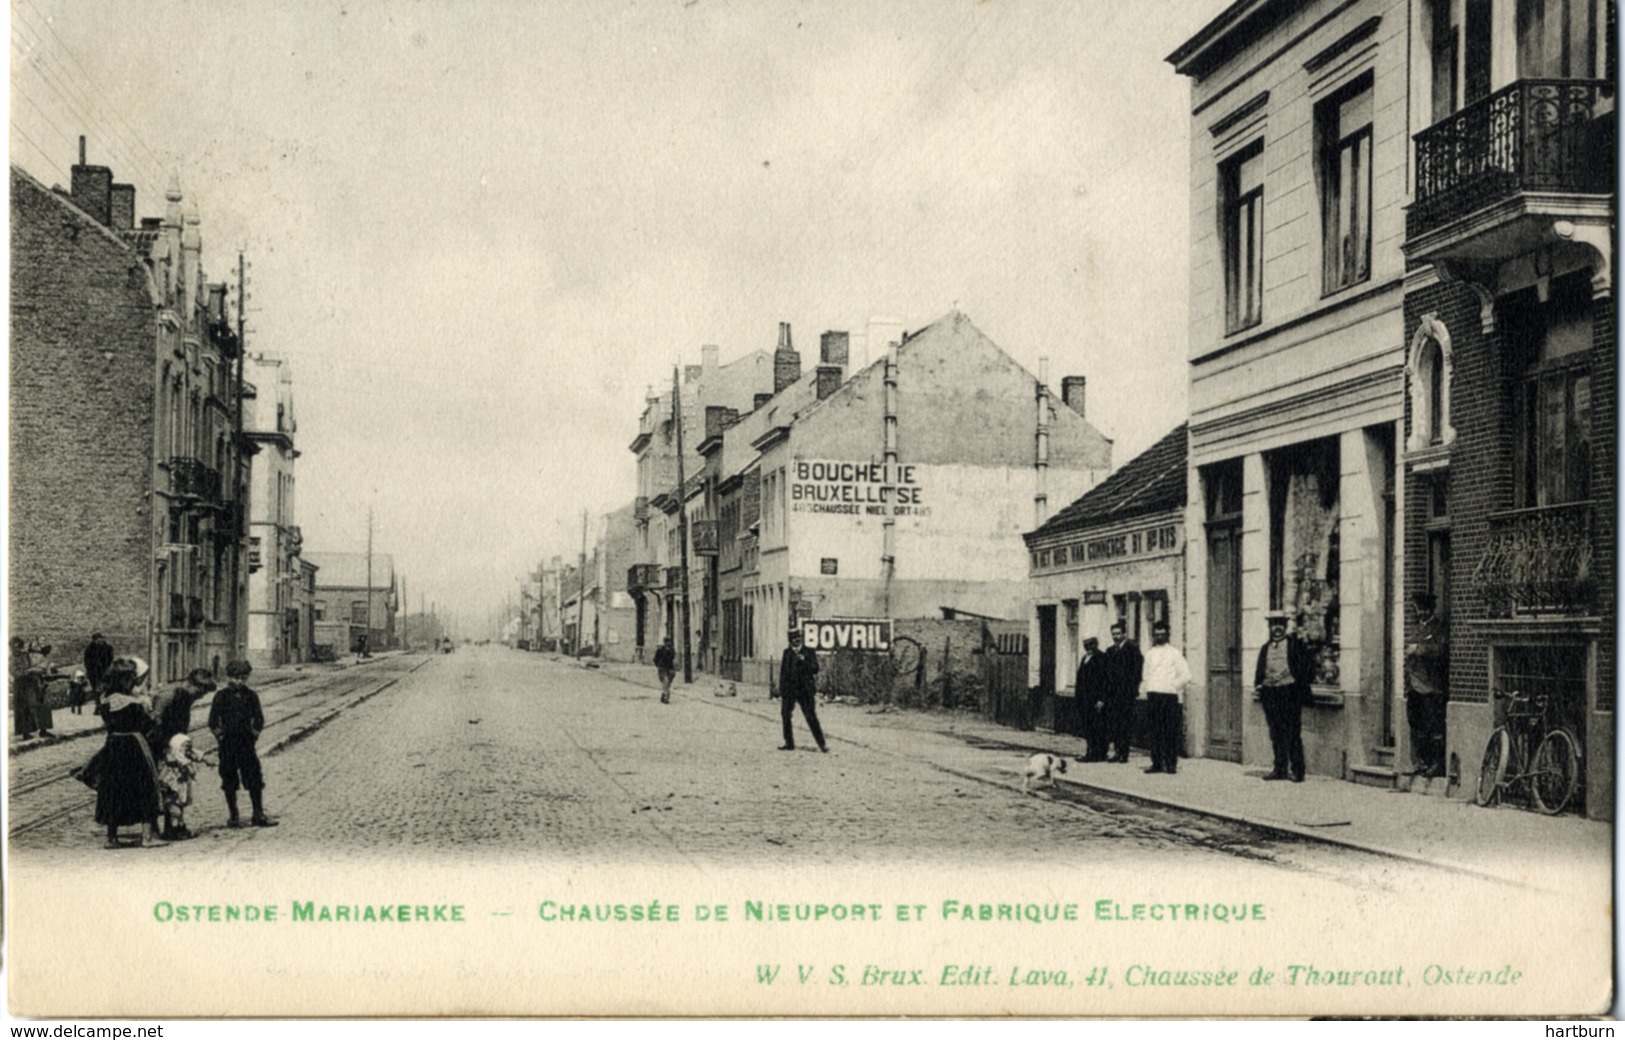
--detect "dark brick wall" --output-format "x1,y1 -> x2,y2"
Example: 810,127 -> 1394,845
1589,294 -> 1615,712
1403,281 -> 1493,705
1404,270 -> 1615,718
10,168 -> 157,666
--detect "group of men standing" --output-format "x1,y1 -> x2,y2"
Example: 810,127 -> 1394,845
1074,619 -> 1193,774
1073,621 -> 1143,765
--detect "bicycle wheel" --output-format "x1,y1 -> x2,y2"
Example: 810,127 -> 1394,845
1474,728 -> 1510,807
1530,729 -> 1581,815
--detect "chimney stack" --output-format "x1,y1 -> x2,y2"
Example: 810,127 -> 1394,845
773,321 -> 801,394
704,405 -> 740,440
820,330 -> 850,367
1061,376 -> 1087,417
70,137 -> 113,227
816,364 -> 843,401
701,344 -> 719,374
109,184 -> 136,230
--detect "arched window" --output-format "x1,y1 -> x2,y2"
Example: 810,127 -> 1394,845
1406,315 -> 1456,454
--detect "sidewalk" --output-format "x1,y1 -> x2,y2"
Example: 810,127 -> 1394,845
8,651 -> 400,754
586,655 -> 1610,890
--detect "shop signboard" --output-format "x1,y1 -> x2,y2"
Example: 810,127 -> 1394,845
799,617 -> 893,652
788,459 -> 929,518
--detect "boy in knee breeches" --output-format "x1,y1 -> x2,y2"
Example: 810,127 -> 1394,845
208,659 -> 278,829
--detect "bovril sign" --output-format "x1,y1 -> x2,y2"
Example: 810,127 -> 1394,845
800,618 -> 892,652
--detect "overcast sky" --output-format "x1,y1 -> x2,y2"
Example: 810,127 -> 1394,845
11,0 -> 1230,634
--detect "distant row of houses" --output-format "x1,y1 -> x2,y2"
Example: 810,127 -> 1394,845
522,0 -> 1613,819
10,146 -> 400,679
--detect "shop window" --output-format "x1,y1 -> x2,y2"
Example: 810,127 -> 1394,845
1267,439 -> 1341,685
1221,142 -> 1265,334
1507,274 -> 1593,509
1318,75 -> 1373,293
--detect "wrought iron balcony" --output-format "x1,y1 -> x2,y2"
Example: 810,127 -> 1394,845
1472,502 -> 1595,617
169,457 -> 222,501
1409,79 -> 1613,242
627,563 -> 661,591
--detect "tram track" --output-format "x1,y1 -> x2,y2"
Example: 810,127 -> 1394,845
7,656 -> 430,839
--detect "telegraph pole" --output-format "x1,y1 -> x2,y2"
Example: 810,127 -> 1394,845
231,251 -> 249,658
365,505 -> 373,657
673,365 -> 693,684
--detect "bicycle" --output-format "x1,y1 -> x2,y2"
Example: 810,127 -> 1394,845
1473,689 -> 1582,815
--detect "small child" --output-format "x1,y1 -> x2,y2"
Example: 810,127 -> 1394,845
67,669 -> 90,715
157,733 -> 205,840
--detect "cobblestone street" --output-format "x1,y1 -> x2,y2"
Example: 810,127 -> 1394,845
8,647 -> 1565,906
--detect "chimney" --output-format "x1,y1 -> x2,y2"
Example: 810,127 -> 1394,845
820,330 -> 850,367
70,137 -> 113,227
1061,376 -> 1087,417
773,322 -> 801,394
684,364 -> 703,384
815,364 -> 843,401
701,344 -> 719,374
109,183 -> 136,230
704,405 -> 739,439
753,392 -> 773,411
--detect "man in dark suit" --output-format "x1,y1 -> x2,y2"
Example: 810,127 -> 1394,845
1253,611 -> 1316,782
1102,621 -> 1142,763
776,629 -> 827,753
1075,637 -> 1109,761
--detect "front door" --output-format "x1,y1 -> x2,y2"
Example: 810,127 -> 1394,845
1206,521 -> 1244,761
1037,605 -> 1057,695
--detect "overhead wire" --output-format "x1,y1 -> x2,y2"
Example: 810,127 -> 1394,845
14,0 -> 170,182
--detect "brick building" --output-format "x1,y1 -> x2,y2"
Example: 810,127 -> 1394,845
1399,0 -> 1615,816
10,155 -> 250,682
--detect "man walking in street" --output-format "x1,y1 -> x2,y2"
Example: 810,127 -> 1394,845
1102,620 -> 1142,763
1139,620 -> 1190,775
653,636 -> 677,704
776,628 -> 827,753
1075,636 -> 1109,761
1254,611 -> 1314,782
1405,592 -> 1448,778
207,660 -> 278,828
84,633 -> 114,697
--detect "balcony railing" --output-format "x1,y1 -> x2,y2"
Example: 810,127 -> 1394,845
627,563 -> 661,591
169,457 -> 222,500
1472,502 -> 1595,617
1409,79 -> 1613,239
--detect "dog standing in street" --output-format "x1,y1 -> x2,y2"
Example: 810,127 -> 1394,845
1022,752 -> 1068,793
